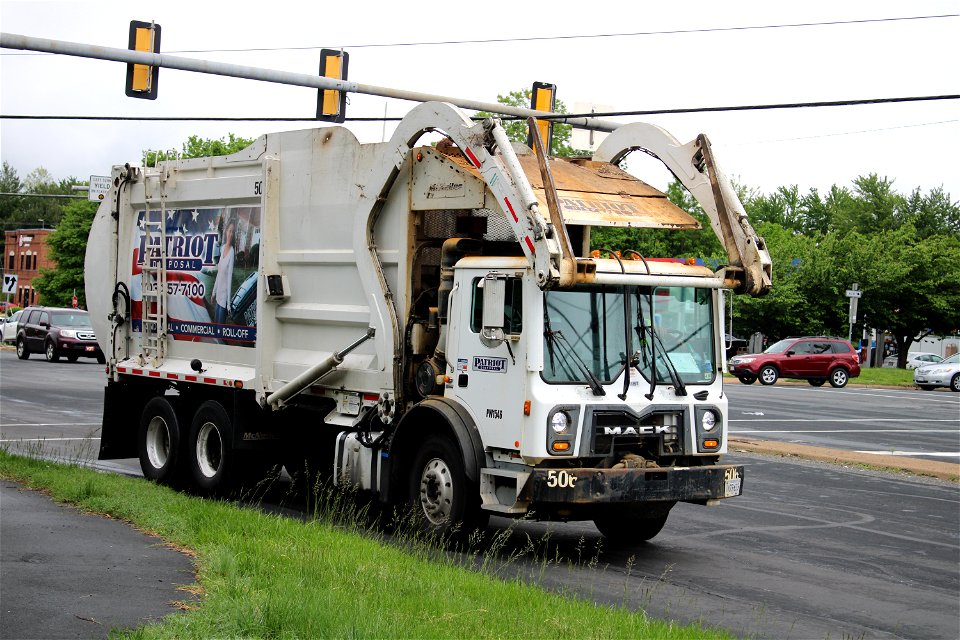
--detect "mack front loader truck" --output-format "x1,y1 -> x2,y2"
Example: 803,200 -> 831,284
86,101 -> 771,541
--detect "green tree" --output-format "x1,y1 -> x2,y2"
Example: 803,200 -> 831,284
32,198 -> 98,307
145,133 -> 255,166
0,161 -> 24,230
477,89 -> 587,157
0,164 -> 85,231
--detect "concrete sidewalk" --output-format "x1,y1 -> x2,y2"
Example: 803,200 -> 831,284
0,481 -> 196,639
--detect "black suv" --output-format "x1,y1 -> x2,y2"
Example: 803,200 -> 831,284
15,307 -> 105,363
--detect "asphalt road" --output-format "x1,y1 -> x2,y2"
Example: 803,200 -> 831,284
2,349 -> 959,639
725,382 -> 960,458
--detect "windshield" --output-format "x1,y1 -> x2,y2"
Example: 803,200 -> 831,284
542,285 -> 716,386
764,339 -> 793,354
942,353 -> 959,365
51,312 -> 91,327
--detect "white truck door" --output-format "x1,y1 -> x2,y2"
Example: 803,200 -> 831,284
445,272 -> 527,451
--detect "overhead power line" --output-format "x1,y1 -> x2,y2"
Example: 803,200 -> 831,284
1,14 -> 956,55
3,94 -> 957,123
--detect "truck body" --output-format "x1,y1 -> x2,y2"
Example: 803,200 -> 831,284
86,102 -> 771,540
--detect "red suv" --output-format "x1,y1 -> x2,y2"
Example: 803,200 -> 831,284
728,336 -> 861,388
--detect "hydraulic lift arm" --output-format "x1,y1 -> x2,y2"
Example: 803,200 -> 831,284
593,123 -> 772,297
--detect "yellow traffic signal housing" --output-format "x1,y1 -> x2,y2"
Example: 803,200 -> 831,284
527,82 -> 556,155
125,20 -> 161,100
317,49 -> 349,122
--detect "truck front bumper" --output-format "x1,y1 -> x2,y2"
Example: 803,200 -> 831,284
523,464 -> 744,505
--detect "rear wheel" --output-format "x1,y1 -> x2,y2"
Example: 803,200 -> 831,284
44,340 -> 59,362
138,397 -> 181,484
188,400 -> 236,495
408,434 -> 487,541
808,378 -> 826,387
758,365 -> 778,386
829,367 -> 849,388
951,374 -> 960,393
16,337 -> 29,360
737,375 -> 756,385
594,502 -> 675,544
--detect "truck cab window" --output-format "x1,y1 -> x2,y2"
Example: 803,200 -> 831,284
470,277 -> 522,334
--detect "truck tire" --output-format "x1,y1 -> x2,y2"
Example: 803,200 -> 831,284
187,400 -> 237,495
138,397 -> 182,484
408,434 -> 487,541
45,340 -> 60,362
16,336 -> 29,360
829,367 -> 849,388
593,502 -> 674,544
758,365 -> 778,386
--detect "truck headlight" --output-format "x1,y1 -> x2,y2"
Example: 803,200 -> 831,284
701,411 -> 717,432
550,412 -> 569,434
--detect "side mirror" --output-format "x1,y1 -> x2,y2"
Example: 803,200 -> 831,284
479,273 -> 506,348
785,350 -> 795,356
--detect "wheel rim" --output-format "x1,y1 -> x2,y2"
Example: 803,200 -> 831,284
196,421 -> 223,479
761,368 -> 776,384
833,370 -> 847,386
46,343 -> 54,359
145,416 -> 170,470
16,340 -> 24,356
952,375 -> 960,392
418,457 -> 453,525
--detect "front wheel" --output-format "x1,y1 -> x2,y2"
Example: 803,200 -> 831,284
829,367 -> 849,388
16,337 -> 29,360
594,502 -> 675,544
45,340 -> 59,362
737,375 -> 756,385
138,397 -> 182,484
408,434 -> 487,541
758,365 -> 778,386
808,378 -> 826,387
951,374 -> 960,393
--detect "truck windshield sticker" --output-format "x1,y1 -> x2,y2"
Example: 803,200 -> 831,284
473,356 -> 507,373
131,206 -> 262,347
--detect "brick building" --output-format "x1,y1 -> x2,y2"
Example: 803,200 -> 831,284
3,228 -> 55,309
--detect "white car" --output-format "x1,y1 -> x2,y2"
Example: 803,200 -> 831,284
1,309 -> 23,344
913,353 -> 960,392
883,351 -> 944,370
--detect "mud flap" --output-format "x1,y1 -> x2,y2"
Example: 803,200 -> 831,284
98,382 -> 149,460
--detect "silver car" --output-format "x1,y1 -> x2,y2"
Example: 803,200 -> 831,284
913,353 -> 960,392
1,309 -> 23,344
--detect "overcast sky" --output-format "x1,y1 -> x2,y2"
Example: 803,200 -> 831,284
1,0 -> 957,202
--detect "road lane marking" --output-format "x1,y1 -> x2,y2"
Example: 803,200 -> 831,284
0,437 -> 101,442
732,429 -> 957,433
730,418 -> 958,423
854,450 -> 960,458
728,385 -> 960,405
0,423 -> 101,427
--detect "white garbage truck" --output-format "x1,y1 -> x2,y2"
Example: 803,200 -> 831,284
85,101 -> 771,541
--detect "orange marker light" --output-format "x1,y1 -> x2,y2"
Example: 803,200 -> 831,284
552,442 -> 570,452
523,400 -> 531,416
703,439 -> 719,449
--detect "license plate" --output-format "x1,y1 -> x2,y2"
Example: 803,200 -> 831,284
724,468 -> 743,497
85,346 -> 95,352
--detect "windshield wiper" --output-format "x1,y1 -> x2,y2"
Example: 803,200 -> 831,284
550,330 -> 606,396
633,289 -> 686,397
544,293 -> 605,396
650,328 -> 687,397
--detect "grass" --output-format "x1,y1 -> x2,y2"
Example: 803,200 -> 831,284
0,451 -> 732,640
724,367 -> 916,388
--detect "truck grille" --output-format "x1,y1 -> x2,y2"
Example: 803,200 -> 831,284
77,331 -> 96,341
589,409 -> 682,456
